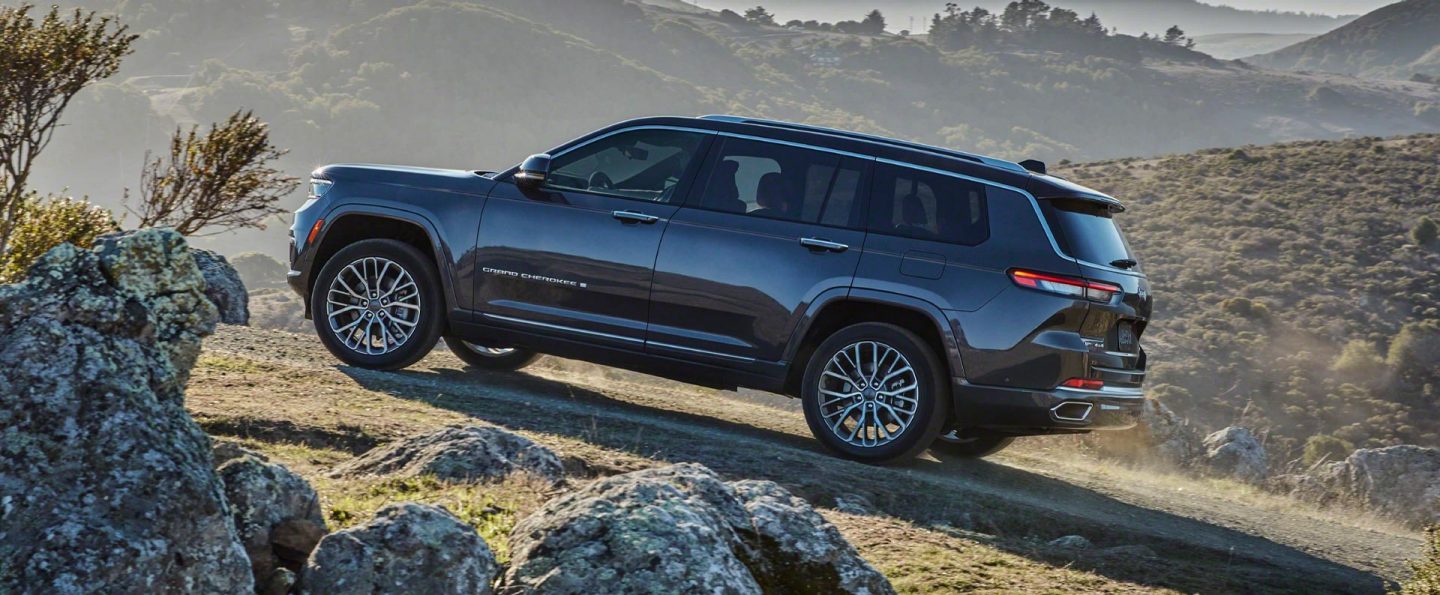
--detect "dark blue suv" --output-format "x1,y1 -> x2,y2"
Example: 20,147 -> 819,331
288,115 -> 1152,464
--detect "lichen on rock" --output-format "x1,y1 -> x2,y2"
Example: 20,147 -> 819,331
302,502 -> 498,595
0,229 -> 250,593
333,425 -> 565,485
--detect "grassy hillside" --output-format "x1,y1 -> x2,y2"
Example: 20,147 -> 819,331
1192,33 -> 1315,59
1248,0 -> 1440,79
1059,134 -> 1440,462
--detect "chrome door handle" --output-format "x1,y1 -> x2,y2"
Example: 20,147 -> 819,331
800,237 -> 849,253
612,210 -> 659,224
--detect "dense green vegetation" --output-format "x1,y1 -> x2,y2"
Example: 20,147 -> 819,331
1060,134 -> 1440,461
1249,0 -> 1440,79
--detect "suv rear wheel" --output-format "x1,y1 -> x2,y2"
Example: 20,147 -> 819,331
929,432 -> 1014,459
445,338 -> 541,371
312,239 -> 443,370
801,323 -> 950,465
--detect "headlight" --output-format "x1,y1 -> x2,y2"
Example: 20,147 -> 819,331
310,179 -> 334,198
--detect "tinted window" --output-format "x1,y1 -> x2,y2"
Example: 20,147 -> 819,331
546,129 -> 707,203
1040,199 -> 1134,266
695,137 -> 865,227
868,164 -> 988,245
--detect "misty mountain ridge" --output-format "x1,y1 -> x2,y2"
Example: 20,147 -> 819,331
681,0 -> 1358,35
1248,0 -> 1440,80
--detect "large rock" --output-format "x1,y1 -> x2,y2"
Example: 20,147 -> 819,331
302,502 -> 498,595
334,425 -> 564,484
192,248 -> 249,325
503,463 -> 893,594
1281,445 -> 1440,527
0,230 -> 252,592
731,480 -> 893,594
1203,426 -> 1268,482
219,455 -> 328,588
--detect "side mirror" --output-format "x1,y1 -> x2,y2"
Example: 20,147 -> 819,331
515,153 -> 551,189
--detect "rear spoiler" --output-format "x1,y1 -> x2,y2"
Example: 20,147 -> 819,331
1028,173 -> 1126,213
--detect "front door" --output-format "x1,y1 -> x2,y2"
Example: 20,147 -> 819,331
474,128 -> 712,348
647,136 -> 871,367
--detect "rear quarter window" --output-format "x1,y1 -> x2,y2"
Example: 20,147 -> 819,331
1040,198 -> 1135,268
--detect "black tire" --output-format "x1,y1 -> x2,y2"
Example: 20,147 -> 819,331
801,322 -> 951,465
929,433 -> 1015,459
312,239 -> 443,370
445,337 -> 541,371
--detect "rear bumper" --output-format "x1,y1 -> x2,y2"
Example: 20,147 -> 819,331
952,378 -> 1143,434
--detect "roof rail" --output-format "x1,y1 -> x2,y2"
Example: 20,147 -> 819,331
698,114 -> 1029,174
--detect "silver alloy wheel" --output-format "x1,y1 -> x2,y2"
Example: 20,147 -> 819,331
817,341 -> 920,448
461,341 -> 516,357
326,256 -> 421,356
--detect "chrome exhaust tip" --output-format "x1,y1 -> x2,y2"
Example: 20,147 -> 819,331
1051,401 -> 1093,422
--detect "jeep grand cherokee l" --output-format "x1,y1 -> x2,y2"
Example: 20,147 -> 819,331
288,115 -> 1152,464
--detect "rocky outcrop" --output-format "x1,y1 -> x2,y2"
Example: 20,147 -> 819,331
302,502 -> 499,595
334,425 -> 565,484
219,455 -> 329,589
503,463 -> 892,594
1279,445 -> 1440,527
1203,426 -> 1268,482
0,230 -> 252,592
192,248 -> 249,325
731,480 -> 894,594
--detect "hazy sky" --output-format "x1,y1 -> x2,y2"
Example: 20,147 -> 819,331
1216,0 -> 1392,14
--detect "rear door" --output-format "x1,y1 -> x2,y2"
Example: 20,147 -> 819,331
646,136 -> 871,367
474,128 -> 712,348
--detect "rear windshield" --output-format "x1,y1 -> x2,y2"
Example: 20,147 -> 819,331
1040,198 -> 1135,268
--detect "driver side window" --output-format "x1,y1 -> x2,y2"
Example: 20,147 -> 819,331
546,129 -> 708,204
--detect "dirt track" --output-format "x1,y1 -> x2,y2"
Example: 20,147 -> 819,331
198,325 -> 1422,594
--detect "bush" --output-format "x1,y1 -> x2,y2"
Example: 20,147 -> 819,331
1414,216 -> 1439,247
1397,526 -> 1440,595
1332,339 -> 1387,381
1389,320 -> 1440,389
1301,434 -> 1353,467
0,195 -> 118,284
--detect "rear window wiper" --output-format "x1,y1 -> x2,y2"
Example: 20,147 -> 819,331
1110,258 -> 1137,269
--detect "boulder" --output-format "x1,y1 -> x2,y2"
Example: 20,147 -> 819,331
334,425 -> 564,484
1203,426 -> 1268,482
302,502 -> 499,595
1048,535 -> 1093,550
731,480 -> 893,594
213,438 -> 270,466
0,230 -> 251,592
1282,445 -> 1440,527
503,463 -> 893,595
192,248 -> 249,325
1138,398 -> 1202,464
219,455 -> 328,587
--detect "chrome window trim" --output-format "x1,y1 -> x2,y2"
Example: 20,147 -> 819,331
521,124 -> 1099,270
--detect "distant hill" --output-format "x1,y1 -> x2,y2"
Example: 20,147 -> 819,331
1248,0 -> 1440,79
26,0 -> 1440,262
1059,134 -> 1440,458
680,0 -> 1357,35
1192,32 -> 1315,59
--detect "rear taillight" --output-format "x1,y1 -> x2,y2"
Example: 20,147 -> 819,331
1009,269 -> 1121,303
1060,378 -> 1104,390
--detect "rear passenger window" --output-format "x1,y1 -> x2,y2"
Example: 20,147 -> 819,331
694,137 -> 866,228
868,163 -> 988,245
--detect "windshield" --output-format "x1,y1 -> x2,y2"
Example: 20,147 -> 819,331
1040,198 -> 1135,269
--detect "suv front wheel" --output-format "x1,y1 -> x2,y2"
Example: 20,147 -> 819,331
312,239 -> 444,370
801,323 -> 950,465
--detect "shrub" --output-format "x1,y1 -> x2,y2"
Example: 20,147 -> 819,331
1413,216 -> 1439,247
1396,526 -> 1440,595
1389,320 -> 1440,389
1301,434 -> 1353,467
0,195 -> 118,284
1332,339 -> 1386,380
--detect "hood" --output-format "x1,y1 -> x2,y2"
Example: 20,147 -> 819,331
312,163 -> 495,197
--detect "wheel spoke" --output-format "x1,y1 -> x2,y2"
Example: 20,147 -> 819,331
326,256 -> 421,357
815,339 -> 920,450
